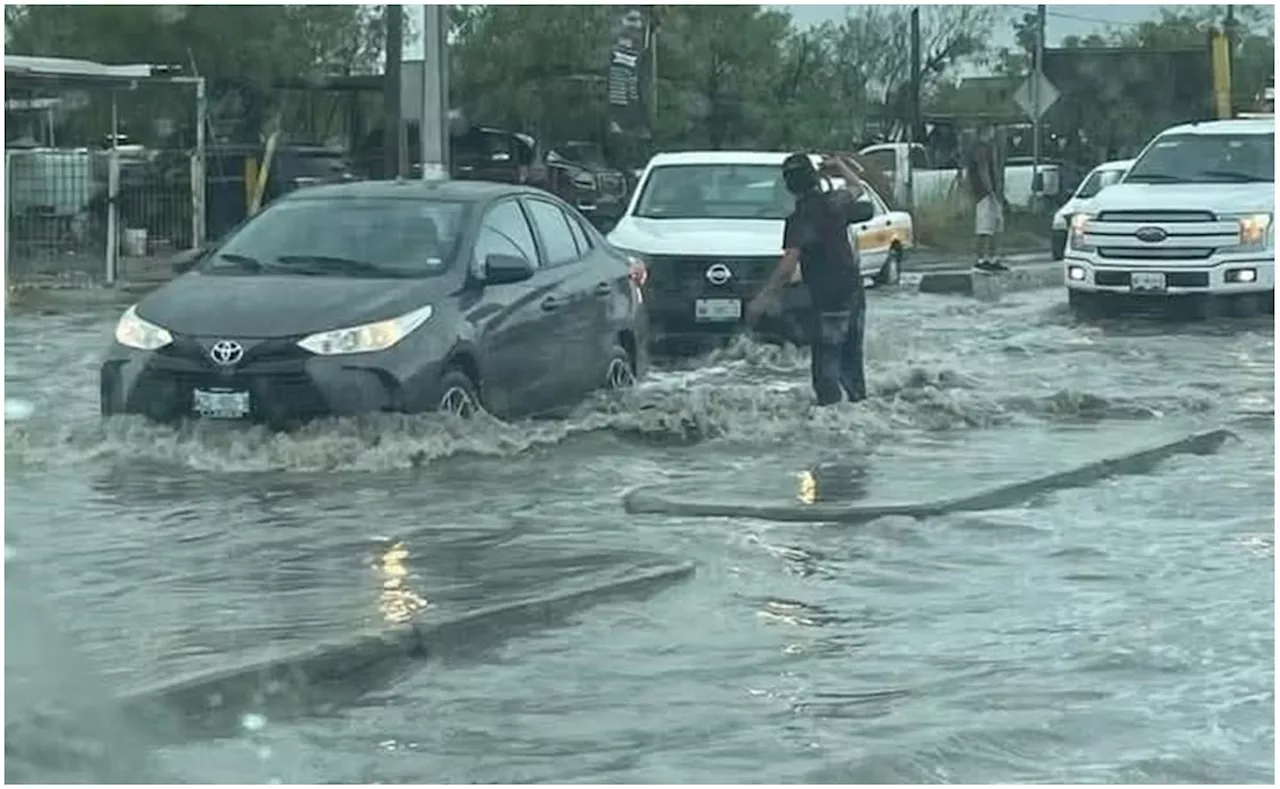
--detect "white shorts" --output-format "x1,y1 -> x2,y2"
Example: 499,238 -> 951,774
975,194 -> 1004,236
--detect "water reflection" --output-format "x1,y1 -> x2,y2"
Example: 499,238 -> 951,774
376,541 -> 429,625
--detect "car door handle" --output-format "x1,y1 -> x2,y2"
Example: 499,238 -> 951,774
540,296 -> 562,311
594,282 -> 612,296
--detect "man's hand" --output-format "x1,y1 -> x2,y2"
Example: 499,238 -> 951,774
746,289 -> 779,323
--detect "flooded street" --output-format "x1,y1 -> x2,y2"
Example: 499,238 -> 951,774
5,287 -> 1274,783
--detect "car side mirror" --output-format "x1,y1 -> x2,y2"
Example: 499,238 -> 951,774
483,253 -> 535,285
170,245 -> 209,274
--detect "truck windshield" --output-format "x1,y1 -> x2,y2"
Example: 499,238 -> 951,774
634,164 -> 792,220
1126,133 -> 1274,184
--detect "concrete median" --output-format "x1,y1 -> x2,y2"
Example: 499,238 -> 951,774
622,427 -> 1235,524
117,560 -> 695,739
913,259 -> 1062,298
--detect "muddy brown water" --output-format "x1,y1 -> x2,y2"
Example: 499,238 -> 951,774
5,287 -> 1274,783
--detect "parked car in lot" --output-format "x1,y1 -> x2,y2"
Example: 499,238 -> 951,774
1064,118 -> 1274,319
101,180 -> 649,427
1050,158 -> 1134,260
607,151 -> 912,349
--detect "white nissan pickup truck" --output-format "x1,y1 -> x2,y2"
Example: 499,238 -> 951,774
1064,117 -> 1274,318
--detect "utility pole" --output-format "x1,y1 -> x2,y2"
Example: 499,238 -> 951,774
908,7 -> 920,209
383,4 -> 404,179
648,6 -> 659,138
1031,3 -> 1046,211
1225,5 -> 1237,96
419,3 -> 449,181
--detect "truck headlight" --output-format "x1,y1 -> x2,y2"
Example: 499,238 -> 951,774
1069,213 -> 1095,252
297,304 -> 434,355
114,305 -> 173,350
1225,213 -> 1273,250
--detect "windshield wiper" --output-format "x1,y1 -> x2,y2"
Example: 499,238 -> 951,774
214,252 -> 266,271
1125,173 -> 1184,183
274,254 -> 394,277
1196,169 -> 1271,183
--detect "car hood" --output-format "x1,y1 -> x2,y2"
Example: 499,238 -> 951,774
136,272 -> 442,338
1092,182 -> 1274,215
608,217 -> 783,257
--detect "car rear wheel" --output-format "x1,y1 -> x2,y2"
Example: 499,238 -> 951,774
438,369 -> 480,418
874,245 -> 902,287
605,344 -> 637,391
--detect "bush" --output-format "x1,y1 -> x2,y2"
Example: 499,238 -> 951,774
913,193 -> 1051,254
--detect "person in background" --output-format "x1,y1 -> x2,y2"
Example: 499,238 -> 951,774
747,153 -> 874,406
965,124 -> 1008,272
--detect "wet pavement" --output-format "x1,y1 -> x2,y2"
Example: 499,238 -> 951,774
5,286 -> 1274,783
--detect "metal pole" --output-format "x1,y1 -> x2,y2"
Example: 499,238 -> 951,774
384,4 -> 404,179
649,6 -> 659,137
908,7 -> 920,209
1031,3 -> 1045,210
191,77 -> 206,249
106,92 -> 119,286
420,3 -> 449,181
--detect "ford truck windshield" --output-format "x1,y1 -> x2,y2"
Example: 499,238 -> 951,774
1126,133 -> 1274,184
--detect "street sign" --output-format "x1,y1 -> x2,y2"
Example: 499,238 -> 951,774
1012,72 -> 1061,119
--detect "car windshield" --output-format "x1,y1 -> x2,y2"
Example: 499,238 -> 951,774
634,164 -> 793,220
202,197 -> 468,277
1076,168 -> 1125,199
1125,132 -> 1274,184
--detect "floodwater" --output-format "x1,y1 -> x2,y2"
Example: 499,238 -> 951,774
5,287 -> 1274,783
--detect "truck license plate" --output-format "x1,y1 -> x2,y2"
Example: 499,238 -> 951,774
1130,272 -> 1167,292
193,389 -> 251,419
695,298 -> 742,322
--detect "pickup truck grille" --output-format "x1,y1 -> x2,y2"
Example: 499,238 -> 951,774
1097,247 -> 1214,260
1095,210 -> 1217,223
645,255 -> 776,295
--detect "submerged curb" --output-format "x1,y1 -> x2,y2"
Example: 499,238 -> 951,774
118,561 -> 695,734
621,428 -> 1235,524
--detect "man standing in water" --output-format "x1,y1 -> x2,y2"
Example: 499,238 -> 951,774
966,124 -> 1009,272
747,153 -> 874,405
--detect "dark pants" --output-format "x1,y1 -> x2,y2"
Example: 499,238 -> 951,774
809,306 -> 866,406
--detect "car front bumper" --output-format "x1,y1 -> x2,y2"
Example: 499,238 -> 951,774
1063,256 -> 1275,296
100,338 -> 446,425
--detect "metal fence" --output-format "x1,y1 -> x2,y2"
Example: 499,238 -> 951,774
4,56 -> 206,285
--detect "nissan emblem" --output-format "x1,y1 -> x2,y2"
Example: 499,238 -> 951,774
705,263 -> 732,286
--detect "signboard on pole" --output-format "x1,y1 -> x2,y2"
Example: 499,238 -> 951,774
607,6 -> 650,136
1012,71 -> 1060,119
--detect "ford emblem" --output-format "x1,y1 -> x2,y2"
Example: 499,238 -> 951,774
1135,226 -> 1168,243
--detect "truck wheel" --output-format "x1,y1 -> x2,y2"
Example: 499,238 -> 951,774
1068,290 -> 1108,321
1050,229 -> 1067,261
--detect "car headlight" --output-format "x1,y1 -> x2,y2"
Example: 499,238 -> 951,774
296,304 -> 434,356
1069,213 -> 1095,252
1224,212 -> 1273,250
114,305 -> 173,350
571,171 -> 597,191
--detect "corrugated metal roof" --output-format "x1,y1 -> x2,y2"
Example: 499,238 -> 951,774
5,54 -> 158,80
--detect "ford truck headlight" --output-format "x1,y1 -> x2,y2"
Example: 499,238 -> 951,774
1069,213 -> 1095,252
1225,213 -> 1273,250
114,305 -> 173,350
297,304 -> 434,355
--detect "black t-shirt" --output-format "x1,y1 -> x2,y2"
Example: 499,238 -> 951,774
783,189 -> 871,311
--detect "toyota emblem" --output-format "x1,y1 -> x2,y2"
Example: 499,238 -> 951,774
209,340 -> 244,366
705,263 -> 733,286
1135,226 -> 1168,243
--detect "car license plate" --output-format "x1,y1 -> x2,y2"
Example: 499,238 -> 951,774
1130,272 -> 1167,292
695,298 -> 742,322
193,388 -> 251,419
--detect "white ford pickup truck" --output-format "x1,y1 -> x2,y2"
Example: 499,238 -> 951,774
1064,117 -> 1274,318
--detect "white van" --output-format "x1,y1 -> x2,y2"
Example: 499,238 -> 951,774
1063,118 -> 1274,317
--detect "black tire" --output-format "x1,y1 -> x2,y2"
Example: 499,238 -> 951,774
604,343 -> 637,391
1050,229 -> 1067,261
1265,291 -> 1275,316
874,245 -> 903,287
1068,289 -> 1108,321
437,367 -> 481,418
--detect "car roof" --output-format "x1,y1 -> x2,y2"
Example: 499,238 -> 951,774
646,150 -> 812,168
1158,118 -> 1275,137
282,178 -> 542,203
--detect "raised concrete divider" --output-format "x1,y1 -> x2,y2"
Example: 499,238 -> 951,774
622,428 -> 1234,524
911,257 -> 1062,298
118,561 -> 695,739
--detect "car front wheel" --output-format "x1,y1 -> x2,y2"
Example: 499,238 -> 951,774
604,344 -> 637,392
437,368 -> 481,418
